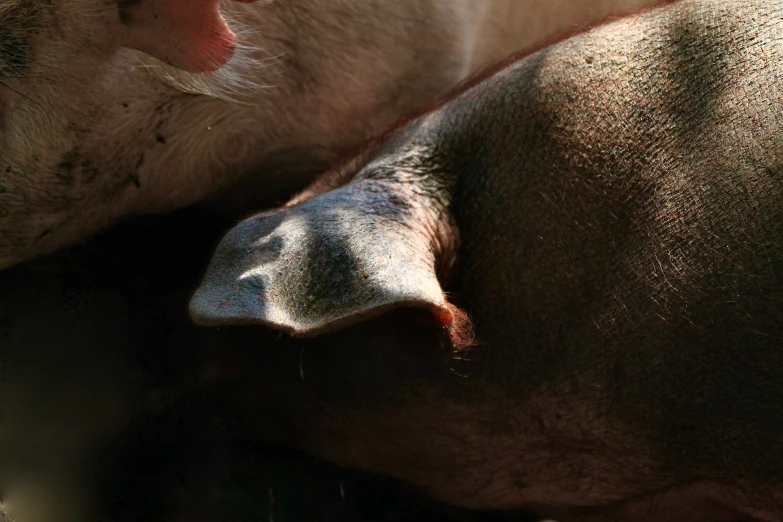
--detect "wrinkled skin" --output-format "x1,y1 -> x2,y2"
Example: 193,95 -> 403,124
191,0 -> 783,520
0,0 -> 662,270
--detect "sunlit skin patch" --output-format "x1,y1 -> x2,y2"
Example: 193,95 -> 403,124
116,0 -> 259,73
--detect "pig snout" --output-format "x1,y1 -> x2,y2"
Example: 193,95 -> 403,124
117,0 -> 260,73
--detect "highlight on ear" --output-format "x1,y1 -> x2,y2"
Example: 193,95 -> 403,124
420,302 -> 475,352
441,303 -> 476,352
117,0 -> 259,73
188,182 -> 470,346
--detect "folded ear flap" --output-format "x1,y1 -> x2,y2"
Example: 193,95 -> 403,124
189,181 -> 456,338
117,0 -> 258,72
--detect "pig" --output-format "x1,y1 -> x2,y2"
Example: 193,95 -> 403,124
1,2 -> 671,520
189,0 -> 783,520
0,0 -> 664,271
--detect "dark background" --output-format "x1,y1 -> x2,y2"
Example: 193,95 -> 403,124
0,207 -> 540,522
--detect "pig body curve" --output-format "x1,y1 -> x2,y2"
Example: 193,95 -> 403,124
191,0 -> 783,520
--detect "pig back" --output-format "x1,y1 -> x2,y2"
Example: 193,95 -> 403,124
188,0 -> 783,513
446,0 -> 783,484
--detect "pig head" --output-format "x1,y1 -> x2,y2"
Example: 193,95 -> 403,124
191,0 -> 783,520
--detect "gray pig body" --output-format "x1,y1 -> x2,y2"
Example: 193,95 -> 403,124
191,0 -> 783,520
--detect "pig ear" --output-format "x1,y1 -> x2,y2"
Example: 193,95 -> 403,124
189,182 -> 456,338
117,0 -> 258,73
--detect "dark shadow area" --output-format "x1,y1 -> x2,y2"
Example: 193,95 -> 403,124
0,206 -> 541,522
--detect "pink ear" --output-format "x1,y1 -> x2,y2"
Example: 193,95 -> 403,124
118,0 -> 258,73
